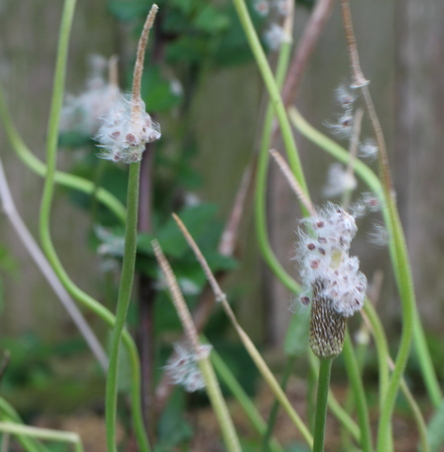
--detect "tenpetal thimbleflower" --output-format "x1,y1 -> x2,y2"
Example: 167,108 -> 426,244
297,204 -> 367,358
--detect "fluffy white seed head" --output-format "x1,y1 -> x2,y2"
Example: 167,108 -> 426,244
96,93 -> 161,164
298,204 -> 367,317
164,343 -> 211,393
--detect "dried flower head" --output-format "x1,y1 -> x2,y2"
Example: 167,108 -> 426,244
95,5 -> 160,164
164,343 -> 212,392
297,204 -> 367,358
96,94 -> 160,163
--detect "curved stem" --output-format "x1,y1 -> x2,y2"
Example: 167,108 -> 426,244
105,162 -> 144,452
36,2 -> 149,452
312,358 -> 333,452
255,41 -> 300,293
232,0 -> 310,214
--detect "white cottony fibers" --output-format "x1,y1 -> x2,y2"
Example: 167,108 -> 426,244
96,93 -> 161,164
164,343 -> 212,393
298,204 -> 367,317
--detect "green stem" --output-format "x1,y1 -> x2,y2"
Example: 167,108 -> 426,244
0,399 -> 48,452
0,79 -> 126,224
232,0 -> 310,212
0,422 -> 83,452
105,162 -> 144,452
254,40 -> 299,293
308,352 -> 361,444
362,302 -> 389,412
198,357 -> 242,452
36,2 -> 148,452
342,331 -> 373,452
312,358 -> 333,452
261,356 -> 296,452
364,301 -> 430,452
210,348 -> 284,452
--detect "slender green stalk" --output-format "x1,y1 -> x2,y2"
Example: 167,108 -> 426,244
342,331 -> 373,452
0,80 -> 126,223
210,347 -> 284,452
308,352 -> 361,444
36,2 -> 149,452
232,0 -> 310,213
105,163 -> 144,452
0,398 -> 48,452
363,302 -> 429,452
0,422 -> 83,452
312,358 -> 333,452
261,356 -> 296,452
290,107 -> 441,408
362,302 -> 389,411
254,38 -> 300,293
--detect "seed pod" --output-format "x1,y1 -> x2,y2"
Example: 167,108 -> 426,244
309,280 -> 346,359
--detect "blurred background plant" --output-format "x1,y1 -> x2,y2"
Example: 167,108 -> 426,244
1,0 -> 444,451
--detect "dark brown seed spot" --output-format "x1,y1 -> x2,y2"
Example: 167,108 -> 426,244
318,248 -> 326,255
316,221 -> 325,228
307,243 -> 316,250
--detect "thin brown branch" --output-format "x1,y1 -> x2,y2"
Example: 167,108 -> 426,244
282,0 -> 337,107
269,149 -> 316,216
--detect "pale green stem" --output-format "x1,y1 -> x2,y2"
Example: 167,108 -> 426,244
308,352 -> 361,444
0,80 -> 126,224
210,346 -> 284,452
105,162 -> 146,452
0,398 -> 47,452
363,302 -> 429,452
0,423 -> 83,452
342,331 -> 373,452
36,2 -> 148,452
232,0 -> 310,216
312,358 -> 333,452
255,39 -> 300,293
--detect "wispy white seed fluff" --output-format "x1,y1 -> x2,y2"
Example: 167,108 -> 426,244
359,138 -> 378,160
95,93 -> 161,164
297,204 -> 367,317
263,23 -> 288,51
368,223 -> 389,247
164,343 -> 212,393
60,56 -> 120,137
335,85 -> 357,110
323,163 -> 357,198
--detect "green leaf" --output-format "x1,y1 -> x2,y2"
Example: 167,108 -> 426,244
193,5 -> 230,34
283,308 -> 310,357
